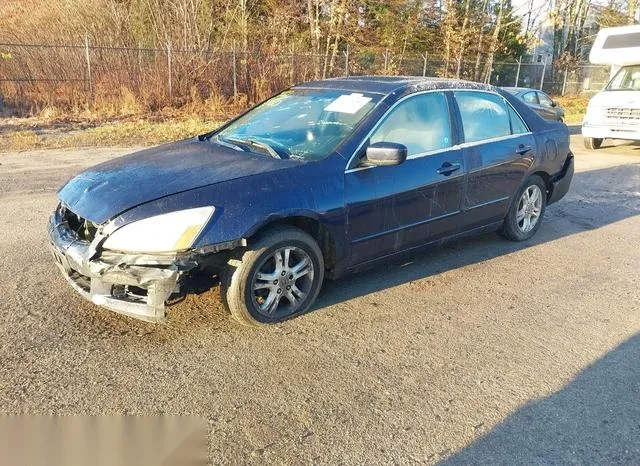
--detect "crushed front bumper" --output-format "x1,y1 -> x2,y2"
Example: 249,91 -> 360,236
47,210 -> 199,323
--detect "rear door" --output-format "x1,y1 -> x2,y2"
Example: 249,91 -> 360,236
344,91 -> 465,265
452,91 -> 535,229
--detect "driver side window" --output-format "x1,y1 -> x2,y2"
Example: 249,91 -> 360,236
369,92 -> 452,157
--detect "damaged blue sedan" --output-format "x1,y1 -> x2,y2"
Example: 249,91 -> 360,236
49,77 -> 574,325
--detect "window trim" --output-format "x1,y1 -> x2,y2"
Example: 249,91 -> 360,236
344,88 -> 531,174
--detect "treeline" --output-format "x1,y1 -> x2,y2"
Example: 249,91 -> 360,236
2,0 -> 528,78
0,0 -> 637,116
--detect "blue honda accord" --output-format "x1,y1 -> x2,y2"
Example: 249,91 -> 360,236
49,77 -> 574,325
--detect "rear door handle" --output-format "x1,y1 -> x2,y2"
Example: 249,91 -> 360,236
437,162 -> 461,176
517,144 -> 533,155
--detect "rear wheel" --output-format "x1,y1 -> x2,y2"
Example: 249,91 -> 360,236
221,226 -> 324,326
499,175 -> 547,241
584,137 -> 603,150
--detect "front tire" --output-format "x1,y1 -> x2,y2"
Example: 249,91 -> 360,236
221,226 -> 324,326
584,137 -> 603,150
499,175 -> 547,241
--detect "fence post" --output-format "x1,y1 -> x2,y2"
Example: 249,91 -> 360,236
562,66 -> 569,96
422,51 -> 428,77
167,39 -> 172,103
515,56 -> 521,86
383,49 -> 389,73
344,45 -> 349,77
232,41 -> 238,99
84,35 -> 93,103
539,56 -> 547,91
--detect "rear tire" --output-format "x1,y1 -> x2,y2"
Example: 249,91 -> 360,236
499,175 -> 547,241
221,226 -> 324,326
584,137 -> 603,150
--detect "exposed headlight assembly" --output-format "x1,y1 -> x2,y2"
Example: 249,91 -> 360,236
102,207 -> 215,254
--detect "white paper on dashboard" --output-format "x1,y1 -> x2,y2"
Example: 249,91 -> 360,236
324,93 -> 372,114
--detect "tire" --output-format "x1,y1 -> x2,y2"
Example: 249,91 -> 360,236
499,175 -> 547,241
221,226 -> 324,326
584,137 -> 603,150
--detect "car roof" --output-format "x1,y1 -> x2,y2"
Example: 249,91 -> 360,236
295,76 -> 498,96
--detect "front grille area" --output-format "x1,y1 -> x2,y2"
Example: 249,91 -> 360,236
605,107 -> 640,124
60,205 -> 98,242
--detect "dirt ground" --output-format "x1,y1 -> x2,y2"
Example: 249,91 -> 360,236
0,134 -> 639,464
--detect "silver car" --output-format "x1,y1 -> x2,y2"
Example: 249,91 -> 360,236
503,87 -> 565,122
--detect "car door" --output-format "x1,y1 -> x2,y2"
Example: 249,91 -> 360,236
344,91 -> 465,266
452,91 -> 535,230
536,91 -> 560,121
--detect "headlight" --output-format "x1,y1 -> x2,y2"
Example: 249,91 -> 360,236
102,207 -> 215,253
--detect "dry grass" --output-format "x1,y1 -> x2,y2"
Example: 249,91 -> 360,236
554,95 -> 590,124
0,116 -> 220,152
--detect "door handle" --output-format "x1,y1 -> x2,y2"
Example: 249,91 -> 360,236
437,162 -> 461,176
517,144 -> 533,155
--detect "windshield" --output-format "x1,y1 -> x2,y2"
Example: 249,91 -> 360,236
213,89 -> 380,161
606,65 -> 640,91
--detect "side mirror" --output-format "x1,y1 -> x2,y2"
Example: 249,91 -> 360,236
363,142 -> 407,167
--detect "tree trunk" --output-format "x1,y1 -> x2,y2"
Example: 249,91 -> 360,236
328,0 -> 347,75
307,0 -> 319,78
629,0 -> 638,24
456,0 -> 471,78
482,0 -> 505,83
473,0 -> 489,81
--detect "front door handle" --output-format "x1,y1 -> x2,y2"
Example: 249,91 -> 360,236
437,162 -> 461,176
517,144 -> 533,155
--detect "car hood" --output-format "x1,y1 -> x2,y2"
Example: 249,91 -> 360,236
57,138 -> 294,224
588,90 -> 640,108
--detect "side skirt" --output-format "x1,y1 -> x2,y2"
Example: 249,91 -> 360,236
332,220 -> 504,279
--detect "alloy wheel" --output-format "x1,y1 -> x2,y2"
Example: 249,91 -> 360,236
516,185 -> 543,233
251,246 -> 315,318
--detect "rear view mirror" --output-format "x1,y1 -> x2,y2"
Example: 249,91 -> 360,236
363,142 -> 407,167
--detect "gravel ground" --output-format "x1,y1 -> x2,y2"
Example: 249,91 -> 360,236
0,135 -> 639,464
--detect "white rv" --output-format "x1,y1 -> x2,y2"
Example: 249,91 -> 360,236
582,25 -> 640,149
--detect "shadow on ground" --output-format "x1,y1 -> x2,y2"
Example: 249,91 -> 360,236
314,163 -> 640,310
440,333 -> 640,465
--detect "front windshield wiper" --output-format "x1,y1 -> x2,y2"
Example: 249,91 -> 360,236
224,136 -> 282,159
211,135 -> 245,152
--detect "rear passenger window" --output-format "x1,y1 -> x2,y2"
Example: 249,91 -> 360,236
454,92 -> 511,143
508,105 -> 529,134
370,92 -> 452,156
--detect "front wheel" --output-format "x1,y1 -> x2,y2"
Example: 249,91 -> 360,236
584,137 -> 603,150
221,226 -> 324,326
499,175 -> 547,241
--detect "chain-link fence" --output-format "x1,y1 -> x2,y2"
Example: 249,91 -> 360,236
0,41 -> 611,114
